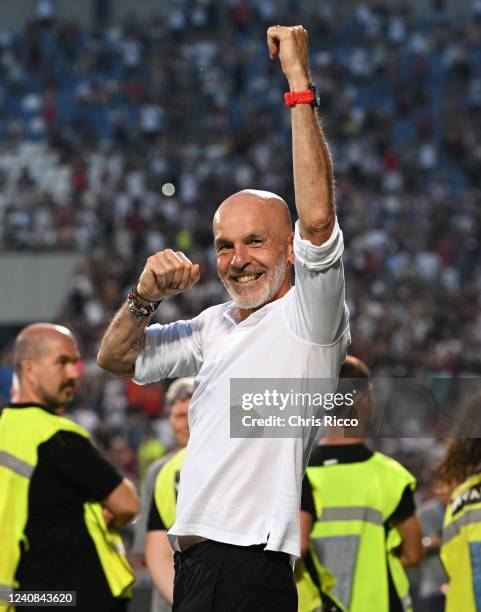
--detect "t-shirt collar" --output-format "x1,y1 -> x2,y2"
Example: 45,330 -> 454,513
222,298 -> 279,327
310,444 -> 373,466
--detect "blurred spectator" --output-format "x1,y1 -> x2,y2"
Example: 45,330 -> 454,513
107,434 -> 136,479
137,429 -> 167,482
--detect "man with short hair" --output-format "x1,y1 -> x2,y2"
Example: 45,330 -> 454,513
98,25 -> 350,611
0,323 -> 139,612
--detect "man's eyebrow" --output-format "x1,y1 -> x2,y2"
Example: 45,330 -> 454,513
244,233 -> 265,240
214,232 -> 267,246
214,237 -> 232,246
56,354 -> 78,362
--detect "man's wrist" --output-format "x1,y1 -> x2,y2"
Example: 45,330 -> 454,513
288,73 -> 311,91
127,287 -> 162,318
135,287 -> 162,306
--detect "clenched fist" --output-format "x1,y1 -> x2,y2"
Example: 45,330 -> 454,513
267,25 -> 311,90
136,249 -> 200,301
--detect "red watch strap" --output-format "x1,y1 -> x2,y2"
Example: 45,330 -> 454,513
284,90 -> 315,107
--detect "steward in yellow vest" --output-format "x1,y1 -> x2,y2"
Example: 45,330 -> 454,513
302,446 -> 418,612
298,356 -> 422,612
0,323 -> 139,612
436,407 -> 481,612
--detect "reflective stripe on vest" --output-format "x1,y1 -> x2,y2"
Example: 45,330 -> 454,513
0,583 -> 13,604
443,507 -> 481,545
0,451 -> 34,479
110,540 -> 126,556
401,592 -> 413,611
311,534 -> 359,607
318,506 -> 383,526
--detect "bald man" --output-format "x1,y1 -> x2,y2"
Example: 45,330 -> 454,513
98,25 -> 350,611
0,324 -> 139,612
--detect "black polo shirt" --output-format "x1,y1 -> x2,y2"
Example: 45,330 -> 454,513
3,403 -> 124,611
301,444 -> 416,612
148,494 -> 168,531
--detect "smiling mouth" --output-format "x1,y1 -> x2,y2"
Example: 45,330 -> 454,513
231,273 -> 264,285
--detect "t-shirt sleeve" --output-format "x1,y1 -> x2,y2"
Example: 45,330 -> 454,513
386,485 -> 417,526
287,217 -> 350,345
133,317 -> 203,384
147,494 -> 167,531
41,431 -> 122,501
301,474 -> 317,521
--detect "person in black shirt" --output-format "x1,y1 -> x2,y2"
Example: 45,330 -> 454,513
0,323 -> 140,611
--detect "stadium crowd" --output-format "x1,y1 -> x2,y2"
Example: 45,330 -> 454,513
0,0 -> 480,505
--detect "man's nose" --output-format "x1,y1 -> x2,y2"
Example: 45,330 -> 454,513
231,245 -> 250,269
66,362 -> 80,379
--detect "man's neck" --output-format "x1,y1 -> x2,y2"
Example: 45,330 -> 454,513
320,437 -> 365,446
15,389 -> 44,405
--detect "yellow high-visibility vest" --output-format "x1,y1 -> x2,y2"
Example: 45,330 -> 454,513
441,470 -> 481,612
304,450 -> 415,612
296,555 -> 347,612
0,405 -> 134,611
153,447 -> 186,528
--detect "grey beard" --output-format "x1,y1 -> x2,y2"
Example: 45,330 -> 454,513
220,252 -> 288,310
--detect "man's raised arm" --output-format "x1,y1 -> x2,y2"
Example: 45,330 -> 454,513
97,249 -> 200,376
267,25 -> 335,246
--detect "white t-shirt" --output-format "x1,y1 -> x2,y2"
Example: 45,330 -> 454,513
134,219 -> 350,558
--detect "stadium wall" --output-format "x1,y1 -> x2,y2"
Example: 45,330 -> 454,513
0,254 -> 80,323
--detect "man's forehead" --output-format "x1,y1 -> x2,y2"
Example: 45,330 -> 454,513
214,206 -> 271,231
214,204 -> 283,232
171,399 -> 189,414
44,333 -> 79,356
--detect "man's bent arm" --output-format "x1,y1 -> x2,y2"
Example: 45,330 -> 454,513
103,477 -> 140,529
97,249 -> 200,377
396,514 -> 424,567
268,26 -> 335,246
97,303 -> 149,376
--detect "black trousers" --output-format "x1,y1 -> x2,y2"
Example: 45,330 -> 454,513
173,540 -> 297,612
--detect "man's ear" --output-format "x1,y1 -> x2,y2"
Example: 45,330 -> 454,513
287,232 -> 295,265
19,360 -> 35,385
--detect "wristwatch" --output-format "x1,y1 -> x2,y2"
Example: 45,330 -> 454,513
284,84 -> 320,108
